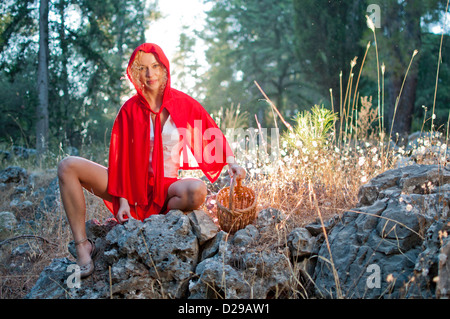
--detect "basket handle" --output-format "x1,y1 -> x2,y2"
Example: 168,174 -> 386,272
228,175 -> 242,211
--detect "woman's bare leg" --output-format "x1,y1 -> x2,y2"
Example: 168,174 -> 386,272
57,156 -> 112,266
165,178 -> 207,212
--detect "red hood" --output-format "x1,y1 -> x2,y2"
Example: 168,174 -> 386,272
126,43 -> 172,107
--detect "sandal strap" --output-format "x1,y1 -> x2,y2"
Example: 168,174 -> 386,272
75,238 -> 88,246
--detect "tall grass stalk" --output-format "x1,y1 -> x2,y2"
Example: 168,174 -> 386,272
344,68 -> 355,142
366,15 -> 381,136
381,63 -> 386,134
339,71 -> 343,146
386,49 -> 419,163
431,0 -> 449,132
254,80 -> 293,133
330,88 -> 336,143
351,42 -> 371,129
354,92 -> 360,139
309,180 -> 342,299
446,111 -> 450,164
341,59 -> 356,143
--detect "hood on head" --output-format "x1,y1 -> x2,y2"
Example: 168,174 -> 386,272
126,43 -> 171,101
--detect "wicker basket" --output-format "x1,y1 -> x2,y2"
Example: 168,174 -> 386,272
216,177 -> 257,233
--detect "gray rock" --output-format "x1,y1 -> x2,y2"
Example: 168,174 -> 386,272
199,230 -> 228,261
0,150 -> 11,161
26,210 -> 201,299
256,208 -> 285,228
437,236 -> 450,298
37,177 -> 60,215
0,211 -> 17,233
187,210 -> 219,245
8,242 -> 44,272
304,215 -> 339,236
0,166 -> 27,184
358,164 -> 450,206
24,258 -> 74,299
12,146 -> 36,159
288,227 -> 316,260
409,219 -> 449,298
313,164 -> 450,299
104,210 -> 199,298
190,256 -> 249,299
190,245 -> 294,299
190,221 -> 295,299
232,224 -> 259,246
10,199 -> 34,215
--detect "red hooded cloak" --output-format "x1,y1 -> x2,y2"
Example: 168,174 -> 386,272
104,43 -> 233,220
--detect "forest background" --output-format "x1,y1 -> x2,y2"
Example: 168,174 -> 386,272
2,0 -> 450,300
0,0 -> 449,166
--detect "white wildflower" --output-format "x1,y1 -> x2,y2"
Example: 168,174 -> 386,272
358,157 -> 366,166
366,15 -> 376,32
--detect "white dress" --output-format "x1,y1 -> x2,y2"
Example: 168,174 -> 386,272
149,114 -> 181,178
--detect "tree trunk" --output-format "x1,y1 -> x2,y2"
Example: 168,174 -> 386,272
388,70 -> 418,144
57,0 -> 69,144
36,0 -> 49,160
385,0 -> 422,143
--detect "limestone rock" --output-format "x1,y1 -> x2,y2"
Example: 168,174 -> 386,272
437,236 -> 450,298
188,210 -> 219,245
21,164 -> 450,299
0,166 -> 27,184
0,211 -> 17,233
287,227 -> 316,260
313,164 -> 450,299
189,222 -> 295,299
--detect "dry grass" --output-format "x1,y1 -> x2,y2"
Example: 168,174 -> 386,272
235,120 -> 393,228
0,163 -> 110,299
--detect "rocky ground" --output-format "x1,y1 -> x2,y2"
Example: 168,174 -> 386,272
1,161 -> 448,299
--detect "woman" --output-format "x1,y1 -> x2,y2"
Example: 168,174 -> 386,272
58,43 -> 245,278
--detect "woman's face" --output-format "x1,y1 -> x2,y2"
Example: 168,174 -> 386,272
136,52 -> 166,94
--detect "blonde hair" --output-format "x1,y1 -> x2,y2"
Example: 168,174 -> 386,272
129,50 -> 168,95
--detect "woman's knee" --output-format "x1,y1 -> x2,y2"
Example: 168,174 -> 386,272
168,179 -> 207,210
187,180 -> 207,207
57,156 -> 80,180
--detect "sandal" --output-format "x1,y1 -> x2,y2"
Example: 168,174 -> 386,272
75,238 -> 98,279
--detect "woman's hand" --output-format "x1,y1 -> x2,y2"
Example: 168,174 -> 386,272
226,156 -> 246,181
117,197 -> 133,223
228,162 -> 246,181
